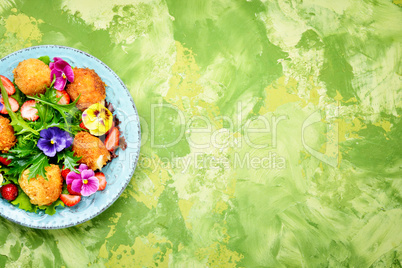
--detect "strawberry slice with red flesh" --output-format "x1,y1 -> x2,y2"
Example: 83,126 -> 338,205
61,168 -> 71,180
95,172 -> 107,191
0,75 -> 16,95
60,194 -> 81,207
79,121 -> 88,130
56,90 -> 70,105
0,156 -> 11,166
20,100 -> 39,121
0,97 -> 19,114
105,127 -> 119,152
67,184 -> 82,196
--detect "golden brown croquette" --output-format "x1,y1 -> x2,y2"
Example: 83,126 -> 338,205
66,68 -> 106,111
72,132 -> 110,171
0,115 -> 16,153
13,58 -> 51,96
19,164 -> 63,206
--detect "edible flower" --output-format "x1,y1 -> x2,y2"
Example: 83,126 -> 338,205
49,57 -> 74,91
66,164 -> 99,196
37,127 -> 73,157
0,94 -> 3,111
82,103 -> 113,136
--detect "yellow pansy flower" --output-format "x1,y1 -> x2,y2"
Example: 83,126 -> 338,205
82,103 -> 113,136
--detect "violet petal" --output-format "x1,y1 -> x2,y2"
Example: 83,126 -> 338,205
37,139 -> 56,157
64,133 -> 73,148
54,76 -> 67,91
63,65 -> 74,82
53,57 -> 64,63
54,60 -> 70,71
71,179 -> 83,193
66,171 -> 81,185
54,136 -> 66,152
78,164 -> 89,172
40,128 -> 53,140
80,177 -> 99,196
81,169 -> 95,181
49,62 -> 55,70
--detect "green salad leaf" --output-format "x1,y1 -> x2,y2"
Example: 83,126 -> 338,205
11,189 -> 65,215
37,55 -> 51,65
0,79 -> 38,135
11,189 -> 36,213
38,200 -> 65,215
28,89 -> 81,126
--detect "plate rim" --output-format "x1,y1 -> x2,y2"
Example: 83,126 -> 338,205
0,45 -> 141,229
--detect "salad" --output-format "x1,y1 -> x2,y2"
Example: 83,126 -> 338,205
0,56 -> 126,215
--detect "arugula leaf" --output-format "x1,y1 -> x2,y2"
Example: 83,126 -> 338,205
0,79 -> 38,135
26,154 -> 50,181
57,149 -> 81,172
38,55 -> 51,65
8,139 -> 37,158
28,89 -> 81,125
11,84 -> 26,105
6,158 -> 31,179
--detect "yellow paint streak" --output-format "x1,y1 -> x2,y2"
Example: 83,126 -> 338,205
213,200 -> 228,214
308,76 -> 321,106
337,117 -> 366,143
3,14 -> 42,50
130,154 -> 171,209
195,242 -> 243,267
259,76 -> 302,113
178,199 -> 194,229
393,0 -> 402,6
167,41 -> 202,105
164,42 -> 222,127
333,90 -> 343,101
373,120 -> 392,132
106,213 -> 122,239
98,242 -> 109,259
105,233 -> 172,268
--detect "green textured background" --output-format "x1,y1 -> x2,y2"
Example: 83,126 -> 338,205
1,0 -> 401,267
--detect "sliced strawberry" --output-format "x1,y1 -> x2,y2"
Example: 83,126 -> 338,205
60,194 -> 81,207
79,121 -> 88,130
105,127 -> 119,152
95,172 -> 107,191
61,168 -> 71,180
0,75 -> 16,95
20,100 -> 39,121
67,184 -> 82,196
0,156 -> 11,166
105,120 -> 116,136
1,183 -> 18,201
56,90 -> 70,105
0,97 -> 19,114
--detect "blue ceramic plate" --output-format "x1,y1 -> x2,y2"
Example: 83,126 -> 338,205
0,45 -> 141,229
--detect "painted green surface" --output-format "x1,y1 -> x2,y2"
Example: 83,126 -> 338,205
0,0 -> 401,267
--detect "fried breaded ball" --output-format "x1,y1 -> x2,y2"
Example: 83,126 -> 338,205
13,58 -> 51,96
72,132 -> 110,171
66,68 -> 106,111
19,164 -> 63,206
0,115 -> 16,153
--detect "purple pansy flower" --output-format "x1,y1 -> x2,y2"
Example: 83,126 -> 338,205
49,57 -> 74,91
66,164 -> 99,196
0,94 -> 3,111
37,127 -> 73,157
